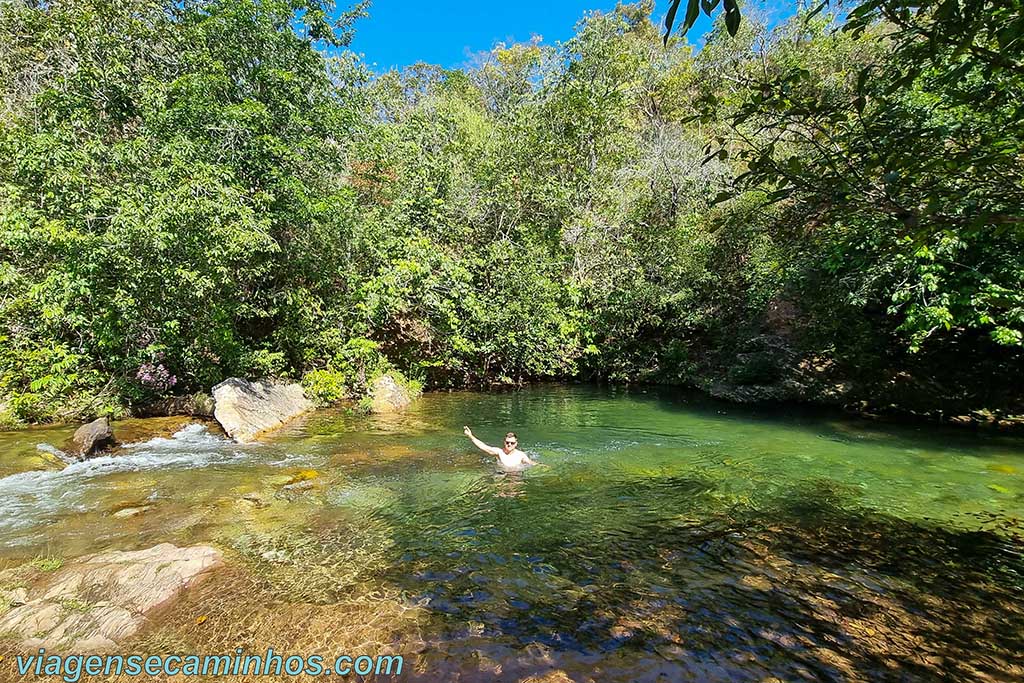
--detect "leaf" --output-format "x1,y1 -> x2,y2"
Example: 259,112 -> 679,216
682,0 -> 702,35
724,0 -> 742,36
29,375 -> 53,392
806,0 -> 828,20
700,0 -> 720,16
663,0 -> 683,45
856,67 -> 870,94
701,148 -> 723,165
765,187 -> 794,203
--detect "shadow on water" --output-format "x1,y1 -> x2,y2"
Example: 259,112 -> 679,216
375,474 -> 1024,683
638,382 -> 1024,454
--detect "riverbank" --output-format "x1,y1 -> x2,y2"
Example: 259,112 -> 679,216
3,378 -> 1023,437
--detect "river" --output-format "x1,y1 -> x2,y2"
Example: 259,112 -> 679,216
1,385 -> 1022,681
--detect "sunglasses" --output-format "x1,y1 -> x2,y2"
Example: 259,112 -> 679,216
505,440 -> 517,445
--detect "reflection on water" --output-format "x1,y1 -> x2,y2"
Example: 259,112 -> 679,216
1,385 -> 1023,681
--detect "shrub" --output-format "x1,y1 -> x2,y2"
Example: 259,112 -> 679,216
301,369 -> 349,406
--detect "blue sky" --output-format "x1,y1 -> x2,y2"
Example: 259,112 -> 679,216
348,1 -> 727,72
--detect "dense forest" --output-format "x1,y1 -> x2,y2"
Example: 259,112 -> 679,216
0,0 -> 1021,426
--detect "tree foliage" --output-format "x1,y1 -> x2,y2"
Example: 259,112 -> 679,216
1,0 -> 1021,423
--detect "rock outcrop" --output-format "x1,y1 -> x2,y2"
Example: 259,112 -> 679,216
700,334 -> 851,406
212,378 -> 313,442
67,417 -> 115,459
368,373 -> 414,414
134,392 -> 215,418
0,544 -> 222,652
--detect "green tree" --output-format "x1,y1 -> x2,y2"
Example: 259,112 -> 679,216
0,0 -> 365,420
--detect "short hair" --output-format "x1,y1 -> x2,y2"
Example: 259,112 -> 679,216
505,432 -> 517,440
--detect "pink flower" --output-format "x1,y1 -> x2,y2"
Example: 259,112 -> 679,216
136,361 -> 176,391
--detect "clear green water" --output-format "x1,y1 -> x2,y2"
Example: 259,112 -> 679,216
1,385 -> 1023,681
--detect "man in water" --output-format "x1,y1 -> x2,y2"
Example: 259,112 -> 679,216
464,426 -> 537,469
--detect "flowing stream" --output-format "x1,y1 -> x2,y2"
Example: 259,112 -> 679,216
1,385 -> 1022,681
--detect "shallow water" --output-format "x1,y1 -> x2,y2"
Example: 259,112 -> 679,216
1,385 -> 1023,681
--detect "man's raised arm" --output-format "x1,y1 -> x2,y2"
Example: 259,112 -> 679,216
464,426 -> 500,456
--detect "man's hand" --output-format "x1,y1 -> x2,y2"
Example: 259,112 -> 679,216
463,425 -> 473,438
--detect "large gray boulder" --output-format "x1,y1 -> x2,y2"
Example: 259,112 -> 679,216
368,373 -> 414,414
212,378 -> 313,442
67,417 -> 115,458
0,544 -> 222,653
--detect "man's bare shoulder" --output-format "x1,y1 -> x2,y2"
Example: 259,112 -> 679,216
513,449 -> 536,465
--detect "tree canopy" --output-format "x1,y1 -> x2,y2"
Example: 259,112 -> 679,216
1,0 -> 1021,425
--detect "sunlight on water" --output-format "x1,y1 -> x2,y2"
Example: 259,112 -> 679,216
0,385 -> 1022,681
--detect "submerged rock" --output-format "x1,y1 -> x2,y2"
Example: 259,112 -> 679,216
284,469 -> 320,486
368,373 -> 414,414
260,549 -> 289,563
274,471 -> 322,500
110,415 -> 202,450
240,492 -> 268,508
211,378 -> 313,443
66,417 -> 115,459
278,480 -> 315,497
0,543 -> 222,653
110,504 -> 154,518
36,443 -> 76,467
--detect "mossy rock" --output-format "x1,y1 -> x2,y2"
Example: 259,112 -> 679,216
367,372 -> 422,414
